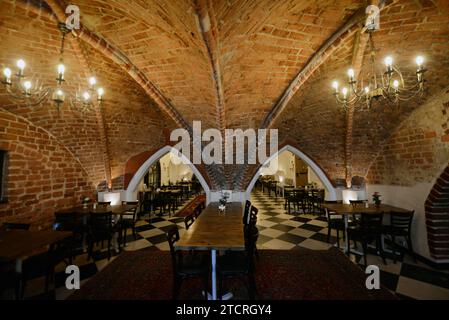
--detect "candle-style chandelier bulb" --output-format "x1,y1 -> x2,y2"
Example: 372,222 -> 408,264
332,81 -> 339,92
415,56 -> 424,67
82,91 -> 90,101
3,67 -> 12,84
384,56 -> 393,67
89,77 -> 96,87
347,68 -> 355,80
58,64 -> 65,75
97,87 -> 104,101
17,59 -> 26,77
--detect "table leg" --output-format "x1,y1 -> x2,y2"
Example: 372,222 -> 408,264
211,249 -> 217,300
344,213 -> 349,255
15,258 -> 23,300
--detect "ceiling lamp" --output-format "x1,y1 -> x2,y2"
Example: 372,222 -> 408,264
1,23 -> 105,109
331,26 -> 426,110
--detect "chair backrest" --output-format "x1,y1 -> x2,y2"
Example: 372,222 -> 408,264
2,222 -> 31,231
242,200 -> 251,225
390,211 -> 414,231
248,206 -> 258,226
360,213 -> 383,228
90,213 -> 113,232
294,189 -> 306,201
184,213 -> 195,230
324,207 -> 338,221
166,225 -> 180,272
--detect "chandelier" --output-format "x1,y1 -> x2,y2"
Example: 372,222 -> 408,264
331,28 -> 426,110
1,23 -> 104,109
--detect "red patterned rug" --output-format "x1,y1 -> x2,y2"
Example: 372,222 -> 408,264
69,247 -> 396,300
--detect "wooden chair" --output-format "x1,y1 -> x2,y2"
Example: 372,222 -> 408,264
245,206 -> 259,260
218,223 -> 257,300
242,200 -> 251,225
382,210 -> 415,263
119,201 -> 139,247
184,213 -> 195,230
324,207 -> 345,248
347,213 -> 386,266
166,225 -> 209,300
87,212 -> 117,260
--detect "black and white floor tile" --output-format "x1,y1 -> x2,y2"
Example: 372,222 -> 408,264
12,191 -> 449,300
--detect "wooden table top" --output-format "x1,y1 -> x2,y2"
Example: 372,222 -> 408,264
322,203 -> 411,214
0,229 -> 72,261
175,202 -> 245,251
55,204 -> 137,217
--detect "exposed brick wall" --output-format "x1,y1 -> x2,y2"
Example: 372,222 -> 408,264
425,165 -> 449,260
0,109 -> 94,229
0,2 -> 175,192
366,90 -> 449,185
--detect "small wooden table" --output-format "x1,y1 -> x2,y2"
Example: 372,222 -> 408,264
175,202 -> 244,300
0,229 -> 72,272
322,203 -> 411,254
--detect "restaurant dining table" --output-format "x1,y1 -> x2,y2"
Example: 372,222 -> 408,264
0,229 -> 72,273
322,203 -> 411,255
174,202 -> 244,300
55,203 -> 138,252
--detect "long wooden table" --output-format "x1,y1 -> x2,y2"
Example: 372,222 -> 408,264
175,202 -> 244,300
322,203 -> 411,254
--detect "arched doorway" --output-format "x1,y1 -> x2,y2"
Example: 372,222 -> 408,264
245,144 -> 337,200
125,146 -> 211,201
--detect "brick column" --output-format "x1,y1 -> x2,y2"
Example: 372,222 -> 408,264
425,165 -> 449,260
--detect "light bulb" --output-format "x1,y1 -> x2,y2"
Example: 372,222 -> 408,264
347,68 -> 355,79
58,64 -> 65,75
56,89 -> 64,96
364,87 -> 370,94
416,56 -> 424,67
342,87 -> 348,98
23,80 -> 32,90
82,91 -> 90,101
97,87 -> 104,96
17,59 -> 26,70
3,67 -> 12,78
393,80 -> 399,89
332,81 -> 339,92
384,56 -> 393,67
88,77 -> 96,86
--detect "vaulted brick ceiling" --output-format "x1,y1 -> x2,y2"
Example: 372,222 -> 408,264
1,0 -> 449,190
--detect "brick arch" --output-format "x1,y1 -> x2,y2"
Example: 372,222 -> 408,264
123,146 -> 211,200
0,109 -> 94,228
425,165 -> 449,260
244,143 -> 338,201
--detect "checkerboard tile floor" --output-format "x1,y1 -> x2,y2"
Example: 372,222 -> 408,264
12,191 -> 449,300
250,190 -> 449,300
